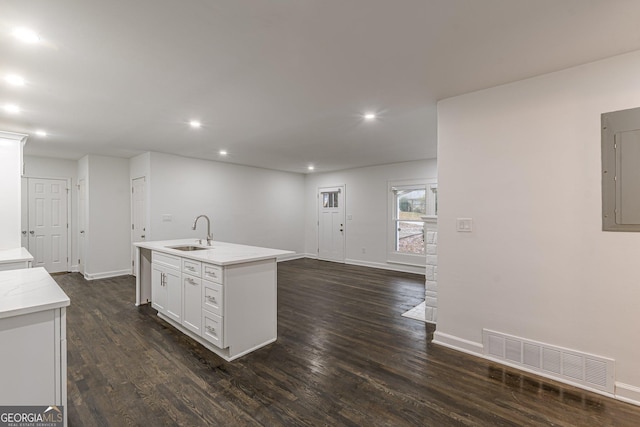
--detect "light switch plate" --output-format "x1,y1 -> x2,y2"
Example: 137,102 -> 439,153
456,218 -> 473,232
162,214 -> 173,222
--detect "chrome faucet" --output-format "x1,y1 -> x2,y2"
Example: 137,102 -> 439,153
192,215 -> 213,246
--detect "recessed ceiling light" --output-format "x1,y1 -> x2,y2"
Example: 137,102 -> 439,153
12,27 -> 40,44
364,113 -> 376,121
189,120 -> 201,128
3,104 -> 20,114
219,150 -> 228,156
5,74 -> 25,86
35,130 -> 47,137
308,165 -> 315,171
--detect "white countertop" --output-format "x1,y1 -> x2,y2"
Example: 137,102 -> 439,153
0,267 -> 70,319
0,247 -> 34,264
134,239 -> 294,266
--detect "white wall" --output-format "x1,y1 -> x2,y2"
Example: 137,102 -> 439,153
304,160 -> 437,274
0,134 -> 24,250
436,50 -> 640,404
147,152 -> 304,254
81,155 -> 131,278
23,156 -> 79,270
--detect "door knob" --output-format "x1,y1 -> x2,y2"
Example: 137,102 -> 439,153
80,230 -> 85,234
22,230 -> 27,235
29,230 -> 34,235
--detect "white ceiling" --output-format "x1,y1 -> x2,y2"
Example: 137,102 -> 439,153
2,0 -> 640,173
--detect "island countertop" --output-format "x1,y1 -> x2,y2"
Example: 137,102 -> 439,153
134,239 -> 294,266
0,267 -> 70,319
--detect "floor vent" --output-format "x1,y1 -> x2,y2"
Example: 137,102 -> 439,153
483,329 -> 614,393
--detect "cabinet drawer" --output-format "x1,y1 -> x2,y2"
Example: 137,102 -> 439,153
152,252 -> 180,269
202,280 -> 223,316
202,310 -> 224,348
203,263 -> 223,284
182,259 -> 202,276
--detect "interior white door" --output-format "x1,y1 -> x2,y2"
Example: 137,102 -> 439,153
318,186 -> 345,262
78,178 -> 86,275
131,177 -> 147,275
20,177 -> 28,248
28,178 -> 69,273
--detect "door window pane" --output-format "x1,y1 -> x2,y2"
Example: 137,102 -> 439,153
322,191 -> 339,208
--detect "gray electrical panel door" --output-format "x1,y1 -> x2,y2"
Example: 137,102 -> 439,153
602,107 -> 640,231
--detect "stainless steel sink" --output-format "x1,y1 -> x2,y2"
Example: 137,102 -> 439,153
169,245 -> 209,251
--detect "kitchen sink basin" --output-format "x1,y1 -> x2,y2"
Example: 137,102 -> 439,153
169,245 -> 210,251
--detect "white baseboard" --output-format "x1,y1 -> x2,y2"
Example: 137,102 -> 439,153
84,269 -> 131,280
432,331 -> 484,357
278,254 -> 425,275
283,255 -> 425,275
277,252 -> 306,262
345,258 -> 426,275
616,382 -> 640,406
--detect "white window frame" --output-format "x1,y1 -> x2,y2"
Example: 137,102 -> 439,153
387,178 -> 437,267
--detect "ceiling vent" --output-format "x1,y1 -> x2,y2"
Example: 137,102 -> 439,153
483,329 -> 614,394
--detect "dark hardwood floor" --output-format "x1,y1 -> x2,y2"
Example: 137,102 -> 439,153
54,259 -> 640,426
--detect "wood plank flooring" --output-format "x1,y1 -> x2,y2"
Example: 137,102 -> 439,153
54,259 -> 640,426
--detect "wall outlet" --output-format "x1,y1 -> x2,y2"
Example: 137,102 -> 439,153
456,218 -> 473,232
347,214 -> 353,220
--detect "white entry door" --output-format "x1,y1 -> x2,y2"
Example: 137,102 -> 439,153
131,177 -> 147,275
28,178 -> 69,273
318,186 -> 345,262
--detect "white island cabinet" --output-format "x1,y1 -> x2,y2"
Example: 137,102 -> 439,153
0,267 -> 70,426
134,239 -> 292,361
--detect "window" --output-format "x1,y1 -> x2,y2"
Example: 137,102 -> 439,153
388,179 -> 437,266
322,191 -> 339,208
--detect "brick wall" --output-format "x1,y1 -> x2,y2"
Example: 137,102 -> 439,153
424,218 -> 437,323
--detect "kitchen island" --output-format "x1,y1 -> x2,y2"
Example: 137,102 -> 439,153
134,239 -> 292,361
0,267 -> 69,425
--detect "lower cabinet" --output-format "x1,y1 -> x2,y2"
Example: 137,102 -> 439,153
152,253 -> 226,349
182,273 -> 202,335
0,308 -> 67,410
151,254 -> 182,323
150,250 -> 276,361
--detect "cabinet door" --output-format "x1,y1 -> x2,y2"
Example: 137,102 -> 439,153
182,274 -> 201,335
165,267 -> 182,323
151,265 -> 168,313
